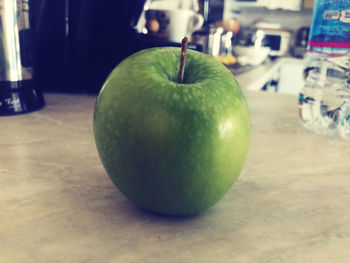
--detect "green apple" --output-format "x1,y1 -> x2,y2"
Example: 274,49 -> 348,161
93,47 -> 250,216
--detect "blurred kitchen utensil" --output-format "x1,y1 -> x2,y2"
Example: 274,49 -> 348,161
208,26 -> 225,56
233,46 -> 270,66
192,25 -> 237,65
192,26 -> 228,56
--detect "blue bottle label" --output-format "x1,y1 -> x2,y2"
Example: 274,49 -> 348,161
308,0 -> 350,56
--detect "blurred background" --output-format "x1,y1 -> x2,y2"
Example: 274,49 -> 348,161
12,0 -> 315,94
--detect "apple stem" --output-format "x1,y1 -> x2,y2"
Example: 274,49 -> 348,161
178,37 -> 188,83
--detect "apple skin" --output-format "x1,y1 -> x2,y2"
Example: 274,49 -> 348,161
93,47 -> 250,216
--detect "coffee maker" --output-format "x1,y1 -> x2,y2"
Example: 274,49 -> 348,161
32,0 -> 203,94
0,0 -> 44,115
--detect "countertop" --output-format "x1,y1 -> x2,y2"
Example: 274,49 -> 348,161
234,56 -> 306,93
2,91 -> 350,263
233,59 -> 281,91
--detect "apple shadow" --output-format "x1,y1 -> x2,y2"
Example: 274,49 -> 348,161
61,166 -> 209,226
107,189 -> 208,223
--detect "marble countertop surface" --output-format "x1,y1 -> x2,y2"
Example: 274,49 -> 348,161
1,91 -> 350,262
233,59 -> 281,91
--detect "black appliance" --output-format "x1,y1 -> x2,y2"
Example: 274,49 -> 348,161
291,27 -> 310,58
32,0 -> 202,93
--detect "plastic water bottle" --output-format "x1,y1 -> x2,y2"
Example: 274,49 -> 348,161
298,0 -> 350,140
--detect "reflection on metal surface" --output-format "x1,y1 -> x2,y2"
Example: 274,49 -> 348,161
0,0 -> 33,82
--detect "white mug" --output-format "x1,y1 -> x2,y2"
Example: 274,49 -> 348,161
167,9 -> 204,42
146,9 -> 204,43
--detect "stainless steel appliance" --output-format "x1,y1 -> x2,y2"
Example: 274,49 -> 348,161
0,0 -> 44,115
